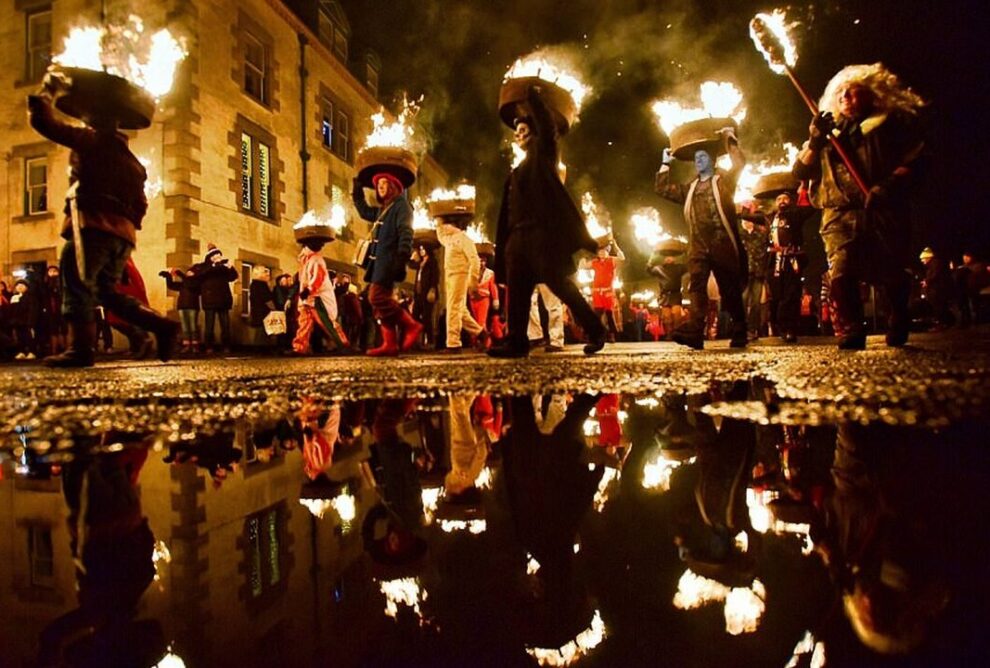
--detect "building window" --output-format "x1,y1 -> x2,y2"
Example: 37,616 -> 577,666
25,8 -> 52,83
240,132 -> 273,219
317,11 -> 333,48
366,67 -> 379,98
320,95 -> 334,149
247,507 -> 283,599
333,110 -> 350,162
25,157 -> 47,215
319,1 -> 350,63
28,526 -> 54,588
333,30 -> 348,62
244,32 -> 268,105
240,261 -> 254,317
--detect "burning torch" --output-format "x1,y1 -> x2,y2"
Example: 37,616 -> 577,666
749,11 -> 870,197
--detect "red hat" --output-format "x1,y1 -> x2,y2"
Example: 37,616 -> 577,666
372,172 -> 404,195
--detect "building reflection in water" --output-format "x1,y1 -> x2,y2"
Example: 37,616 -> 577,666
1,384 -> 988,667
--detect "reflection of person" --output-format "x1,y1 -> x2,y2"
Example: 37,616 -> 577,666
27,76 -> 179,367
655,131 -> 748,349
352,174 -> 421,357
490,86 -> 606,357
443,393 -> 487,501
794,63 -> 927,350
38,445 -> 163,666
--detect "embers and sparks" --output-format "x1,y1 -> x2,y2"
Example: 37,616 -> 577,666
53,16 -> 187,99
652,81 -> 747,136
581,192 -> 611,239
734,142 -> 801,203
525,610 -> 607,667
365,96 -> 424,151
750,9 -> 799,76
505,49 -> 591,111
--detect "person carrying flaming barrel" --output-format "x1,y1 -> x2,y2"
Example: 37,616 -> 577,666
757,186 -> 814,343
655,128 -> 749,350
352,173 -> 422,356
27,73 -> 179,367
490,85 -> 606,357
793,63 -> 927,350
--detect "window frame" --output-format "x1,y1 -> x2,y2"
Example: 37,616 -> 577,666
332,109 -> 350,163
243,31 -> 269,105
24,156 -> 48,216
320,95 -> 334,149
246,506 -> 284,600
239,132 -> 275,221
27,525 -> 54,588
25,7 -> 52,83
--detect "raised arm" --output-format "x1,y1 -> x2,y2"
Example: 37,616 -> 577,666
351,177 -> 380,222
27,93 -> 98,152
527,85 -> 559,164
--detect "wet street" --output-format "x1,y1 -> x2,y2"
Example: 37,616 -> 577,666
2,328 -> 990,667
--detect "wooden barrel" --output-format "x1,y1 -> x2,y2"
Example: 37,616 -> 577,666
294,224 -> 335,244
498,76 -> 577,135
52,66 -> 156,130
753,172 -> 800,200
428,198 -> 475,218
669,117 -> 737,161
355,146 -> 418,189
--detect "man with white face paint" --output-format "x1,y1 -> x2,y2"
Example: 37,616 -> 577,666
490,85 -> 606,358
655,130 -> 748,350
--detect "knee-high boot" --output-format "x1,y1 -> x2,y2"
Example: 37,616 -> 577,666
43,320 -> 96,368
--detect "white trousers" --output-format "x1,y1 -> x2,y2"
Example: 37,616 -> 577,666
446,272 -> 483,347
528,283 -> 564,347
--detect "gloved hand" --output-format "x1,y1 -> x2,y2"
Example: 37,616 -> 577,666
865,184 -> 888,211
808,112 -> 835,151
159,270 -> 170,278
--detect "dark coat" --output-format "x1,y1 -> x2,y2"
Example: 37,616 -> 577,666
494,86 -> 597,283
197,262 -> 238,310
163,270 -> 201,311
249,280 -> 275,327
415,254 -> 439,298
352,185 -> 414,286
9,289 -> 40,328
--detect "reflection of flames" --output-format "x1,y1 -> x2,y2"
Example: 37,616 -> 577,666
674,570 -> 767,636
634,397 -> 660,408
734,143 -> 801,203
505,50 -> 591,111
651,81 -> 747,136
631,207 -> 686,249
751,10 -> 799,76
295,207 -> 347,235
439,519 -> 488,534
642,451 -> 695,492
152,540 -> 171,582
299,498 -> 333,519
365,96 -> 422,151
577,267 -> 594,286
421,487 -> 442,525
511,142 -> 526,168
747,488 -> 814,555
593,467 -> 621,513
581,192 -> 611,239
475,466 -> 493,490
138,156 -> 162,199
786,631 -> 826,668
153,648 -> 187,668
412,198 -> 433,230
526,553 -> 541,575
54,16 -> 187,99
428,184 -> 476,202
380,577 -> 427,620
331,493 -> 356,524
525,609 -> 607,667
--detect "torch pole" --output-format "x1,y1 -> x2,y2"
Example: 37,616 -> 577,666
783,65 -> 871,197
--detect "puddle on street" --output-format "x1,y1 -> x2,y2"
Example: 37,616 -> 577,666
2,383 -> 988,667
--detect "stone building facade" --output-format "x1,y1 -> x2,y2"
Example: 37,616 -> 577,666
0,0 -> 446,342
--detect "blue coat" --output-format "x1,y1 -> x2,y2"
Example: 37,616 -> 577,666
352,184 -> 414,285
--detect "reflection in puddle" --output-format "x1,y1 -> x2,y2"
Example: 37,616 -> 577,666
1,383 -> 988,667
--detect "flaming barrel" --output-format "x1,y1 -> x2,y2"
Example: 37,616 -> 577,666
355,146 -> 418,189
51,66 -> 156,130
753,172 -> 800,200
499,76 -> 577,136
427,198 -> 475,219
654,238 -> 689,257
294,224 -> 335,245
476,242 -> 495,260
669,117 -> 737,161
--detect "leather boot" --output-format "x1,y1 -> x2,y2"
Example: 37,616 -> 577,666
116,322 -> 154,359
397,309 -> 424,352
367,325 -> 399,357
44,321 -> 96,368
122,305 -> 181,362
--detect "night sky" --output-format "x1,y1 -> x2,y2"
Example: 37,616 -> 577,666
347,0 -> 990,270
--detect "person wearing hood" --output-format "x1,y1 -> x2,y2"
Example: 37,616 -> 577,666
490,85 -> 607,357
352,173 -> 421,356
196,244 -> 238,354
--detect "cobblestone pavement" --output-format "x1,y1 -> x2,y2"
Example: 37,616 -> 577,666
3,328 -> 989,444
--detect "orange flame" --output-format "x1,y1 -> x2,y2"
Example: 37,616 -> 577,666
734,142 -> 801,203
750,10 -> 798,76
365,96 -> 424,151
505,49 -> 591,111
651,81 -> 747,136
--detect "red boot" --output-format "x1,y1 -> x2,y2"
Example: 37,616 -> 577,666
367,325 -> 399,357
398,310 -> 424,352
